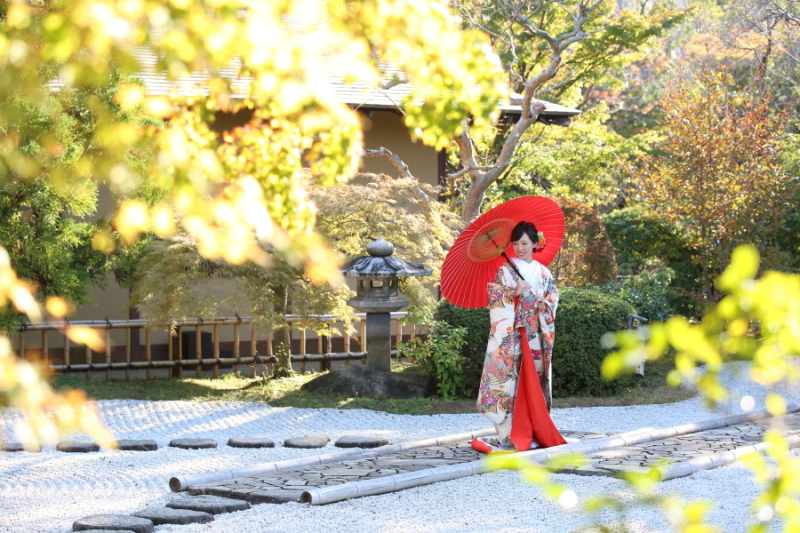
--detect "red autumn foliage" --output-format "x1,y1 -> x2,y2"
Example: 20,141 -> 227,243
550,198 -> 618,287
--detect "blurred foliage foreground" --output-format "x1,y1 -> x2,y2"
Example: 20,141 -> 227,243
488,245 -> 800,533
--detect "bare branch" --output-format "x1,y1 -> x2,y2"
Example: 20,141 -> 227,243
363,148 -> 432,213
447,154 -> 528,181
378,76 -> 408,91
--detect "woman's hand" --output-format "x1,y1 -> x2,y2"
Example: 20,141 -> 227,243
515,280 -> 531,296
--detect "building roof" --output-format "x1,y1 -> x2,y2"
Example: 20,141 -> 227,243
106,18 -> 581,123
127,54 -> 579,123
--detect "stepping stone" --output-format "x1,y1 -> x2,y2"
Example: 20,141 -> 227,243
117,439 -> 158,451
283,436 -> 329,449
167,495 -> 251,514
335,435 -> 390,449
169,438 -> 217,450
73,514 -> 154,533
76,530 -> 135,533
2,442 -> 41,452
131,507 -> 213,526
57,441 -> 100,453
227,437 -> 275,449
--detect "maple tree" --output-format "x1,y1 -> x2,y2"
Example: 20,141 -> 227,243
548,198 -> 618,287
440,0 -> 685,223
635,70 -> 796,302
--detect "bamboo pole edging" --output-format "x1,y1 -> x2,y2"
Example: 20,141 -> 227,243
656,434 -> 800,482
302,463 -> 485,504
513,404 -> 800,464
299,427 -> 659,506
302,407 -> 800,506
169,428 -> 496,492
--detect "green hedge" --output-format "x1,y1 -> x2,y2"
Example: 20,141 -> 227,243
552,287 -> 636,397
434,300 -> 489,398
436,287 -> 636,399
602,206 -> 702,317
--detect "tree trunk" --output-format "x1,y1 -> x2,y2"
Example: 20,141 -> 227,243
272,284 -> 294,377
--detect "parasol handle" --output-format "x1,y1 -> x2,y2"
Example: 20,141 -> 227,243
501,252 -> 525,281
487,230 -> 525,281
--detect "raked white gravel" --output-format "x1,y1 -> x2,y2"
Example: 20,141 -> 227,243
1,361 -> 799,533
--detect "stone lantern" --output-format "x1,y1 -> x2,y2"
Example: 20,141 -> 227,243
342,237 -> 432,371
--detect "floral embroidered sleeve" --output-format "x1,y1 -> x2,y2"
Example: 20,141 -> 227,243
539,265 -> 558,322
487,266 -> 516,310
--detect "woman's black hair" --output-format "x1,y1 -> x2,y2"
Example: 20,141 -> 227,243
510,221 -> 538,243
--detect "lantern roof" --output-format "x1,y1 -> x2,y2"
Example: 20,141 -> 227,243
342,237 -> 432,278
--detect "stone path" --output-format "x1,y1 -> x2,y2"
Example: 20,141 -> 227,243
560,410 -> 800,477
187,431 -> 607,503
64,408 -> 800,531
186,410 -> 800,506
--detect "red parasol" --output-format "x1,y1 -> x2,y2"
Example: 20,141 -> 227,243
440,196 -> 565,308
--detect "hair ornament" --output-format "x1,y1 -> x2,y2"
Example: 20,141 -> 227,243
533,231 -> 546,251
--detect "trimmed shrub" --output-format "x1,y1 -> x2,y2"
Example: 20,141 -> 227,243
552,287 -> 636,397
602,206 -> 703,317
434,300 -> 489,398
595,261 -> 674,321
396,308 -> 467,400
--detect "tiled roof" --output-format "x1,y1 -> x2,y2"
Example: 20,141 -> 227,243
59,17 -> 581,121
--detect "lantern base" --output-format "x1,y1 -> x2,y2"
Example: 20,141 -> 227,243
301,364 -> 431,400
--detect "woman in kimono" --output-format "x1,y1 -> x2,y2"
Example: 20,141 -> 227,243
471,221 -> 567,453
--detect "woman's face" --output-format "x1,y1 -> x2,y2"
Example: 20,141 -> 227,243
512,232 -> 534,262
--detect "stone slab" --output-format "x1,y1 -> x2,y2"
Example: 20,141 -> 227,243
169,438 -> 217,450
73,515 -> 154,533
167,495 -> 250,514
283,436 -> 329,449
131,507 -> 214,525
335,435 -> 390,449
58,441 -> 100,453
301,364 -> 430,399
117,439 -> 158,451
2,442 -> 41,452
227,437 -> 275,448
76,530 -> 135,533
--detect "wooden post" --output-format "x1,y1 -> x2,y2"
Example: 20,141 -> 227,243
360,319 -> 367,365
299,329 -> 306,374
145,327 -> 152,379
168,325 -> 174,378
250,324 -> 257,378
395,318 -> 403,364
213,323 -> 220,378
125,327 -> 131,380
85,343 -> 92,380
326,323 -> 333,371
177,325 -> 183,378
105,327 -> 111,381
195,323 -> 202,378
343,326 -> 351,366
18,331 -> 25,360
41,330 -> 48,367
63,321 -> 70,369
233,322 -> 240,375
